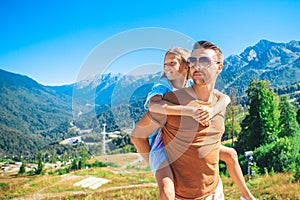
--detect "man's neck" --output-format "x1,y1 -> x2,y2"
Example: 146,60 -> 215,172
192,83 -> 215,102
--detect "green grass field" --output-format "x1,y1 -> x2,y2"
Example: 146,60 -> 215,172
0,153 -> 299,200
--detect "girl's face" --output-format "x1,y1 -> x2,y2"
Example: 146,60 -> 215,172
164,52 -> 187,81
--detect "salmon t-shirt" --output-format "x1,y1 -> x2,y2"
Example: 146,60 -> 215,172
147,88 -> 225,199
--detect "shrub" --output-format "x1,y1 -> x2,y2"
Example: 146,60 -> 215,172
58,168 -> 69,175
254,137 -> 298,174
86,160 -> 107,168
294,167 -> 300,182
18,160 -> 26,175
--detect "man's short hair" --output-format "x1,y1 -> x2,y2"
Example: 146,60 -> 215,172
193,41 -> 224,64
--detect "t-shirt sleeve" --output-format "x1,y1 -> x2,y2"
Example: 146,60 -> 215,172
144,78 -> 172,110
146,91 -> 180,128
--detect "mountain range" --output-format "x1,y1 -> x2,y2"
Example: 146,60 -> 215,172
1,39 -> 300,157
221,39 -> 300,96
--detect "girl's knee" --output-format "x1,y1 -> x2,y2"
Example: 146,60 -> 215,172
227,148 -> 238,159
220,147 -> 238,164
157,175 -> 175,200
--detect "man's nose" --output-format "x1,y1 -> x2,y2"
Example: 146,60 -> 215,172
193,62 -> 203,69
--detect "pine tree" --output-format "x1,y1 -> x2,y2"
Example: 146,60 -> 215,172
224,106 -> 241,144
78,160 -> 85,169
297,108 -> 300,124
236,79 -> 280,153
278,95 -> 299,137
36,153 -> 43,175
70,159 -> 78,170
18,160 -> 26,175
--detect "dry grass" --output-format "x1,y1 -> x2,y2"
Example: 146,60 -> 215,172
0,175 -> 61,199
0,153 -> 299,200
222,172 -> 300,200
71,173 -> 299,200
95,153 -> 148,169
71,186 -> 158,200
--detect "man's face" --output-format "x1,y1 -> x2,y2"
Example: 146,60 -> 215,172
164,52 -> 187,81
189,48 -> 222,85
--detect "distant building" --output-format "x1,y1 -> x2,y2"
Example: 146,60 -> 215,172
60,136 -> 82,145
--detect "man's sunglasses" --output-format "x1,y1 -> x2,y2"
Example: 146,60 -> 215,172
187,56 -> 221,68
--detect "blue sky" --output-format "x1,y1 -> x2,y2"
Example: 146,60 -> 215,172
1,0 -> 300,85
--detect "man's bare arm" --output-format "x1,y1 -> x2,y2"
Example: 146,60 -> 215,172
130,113 -> 161,163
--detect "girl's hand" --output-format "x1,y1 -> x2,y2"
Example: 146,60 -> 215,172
192,105 -> 212,126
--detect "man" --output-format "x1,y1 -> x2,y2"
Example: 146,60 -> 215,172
133,41 -> 226,199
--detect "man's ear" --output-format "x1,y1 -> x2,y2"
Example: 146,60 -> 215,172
217,64 -> 223,73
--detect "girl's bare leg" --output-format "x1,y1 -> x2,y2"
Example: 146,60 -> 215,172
155,160 -> 175,200
219,145 -> 256,200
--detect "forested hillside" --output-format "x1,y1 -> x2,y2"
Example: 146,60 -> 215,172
0,69 -> 72,157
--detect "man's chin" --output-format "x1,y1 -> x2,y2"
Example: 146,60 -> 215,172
192,78 -> 206,85
193,77 -> 213,85
194,82 -> 207,86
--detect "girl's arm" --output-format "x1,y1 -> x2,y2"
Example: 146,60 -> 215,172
145,78 -> 198,117
192,90 -> 231,125
149,90 -> 230,126
213,89 -> 231,117
148,95 -> 199,117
